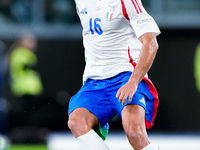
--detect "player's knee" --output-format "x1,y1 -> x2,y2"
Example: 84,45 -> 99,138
126,127 -> 145,142
68,117 -> 79,132
68,116 -> 89,133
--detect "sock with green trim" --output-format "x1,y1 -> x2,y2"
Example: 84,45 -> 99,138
76,130 -> 110,150
97,123 -> 109,140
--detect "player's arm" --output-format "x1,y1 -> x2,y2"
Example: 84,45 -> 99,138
131,32 -> 158,85
116,32 -> 159,105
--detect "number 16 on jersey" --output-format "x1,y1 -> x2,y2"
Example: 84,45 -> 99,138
89,18 -> 103,35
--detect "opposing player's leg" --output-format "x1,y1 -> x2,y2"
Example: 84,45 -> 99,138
68,108 -> 110,150
122,104 -> 157,150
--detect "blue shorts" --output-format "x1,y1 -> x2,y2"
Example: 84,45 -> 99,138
68,71 -> 159,129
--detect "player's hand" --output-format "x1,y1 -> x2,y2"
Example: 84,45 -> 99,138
116,80 -> 138,105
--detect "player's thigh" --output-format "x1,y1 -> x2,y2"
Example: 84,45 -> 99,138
122,104 -> 147,134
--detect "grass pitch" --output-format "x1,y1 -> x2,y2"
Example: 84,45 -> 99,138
6,145 -> 48,150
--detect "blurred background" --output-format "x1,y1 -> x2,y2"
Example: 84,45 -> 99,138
0,0 -> 200,149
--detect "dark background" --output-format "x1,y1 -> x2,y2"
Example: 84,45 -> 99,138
2,28 -> 200,138
0,0 -> 199,146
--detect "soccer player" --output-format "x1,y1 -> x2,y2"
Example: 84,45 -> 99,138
68,0 -> 160,149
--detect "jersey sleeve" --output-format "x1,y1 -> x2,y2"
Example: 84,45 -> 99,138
121,0 -> 161,38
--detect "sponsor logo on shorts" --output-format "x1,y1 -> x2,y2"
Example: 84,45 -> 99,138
139,97 -> 146,106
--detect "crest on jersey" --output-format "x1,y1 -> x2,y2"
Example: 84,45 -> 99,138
106,5 -> 115,21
